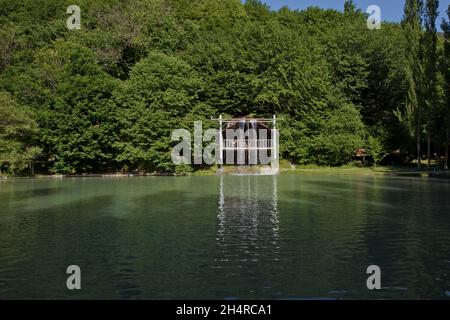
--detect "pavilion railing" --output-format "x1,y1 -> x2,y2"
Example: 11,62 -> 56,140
222,139 -> 273,149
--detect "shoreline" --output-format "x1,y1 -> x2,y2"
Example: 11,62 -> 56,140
1,166 -> 447,179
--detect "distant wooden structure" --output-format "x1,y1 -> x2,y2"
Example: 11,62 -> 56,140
355,148 -> 368,158
216,115 -> 279,175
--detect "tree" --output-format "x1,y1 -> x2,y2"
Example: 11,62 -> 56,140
401,0 -> 424,168
344,0 -> 357,14
442,5 -> 450,169
367,135 -> 384,168
423,0 -> 439,169
283,104 -> 367,166
6,41 -> 119,174
0,91 -> 41,174
114,52 -> 204,172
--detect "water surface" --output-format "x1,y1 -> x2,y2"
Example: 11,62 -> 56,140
1,175 -> 450,299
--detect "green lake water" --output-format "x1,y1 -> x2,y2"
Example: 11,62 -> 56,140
1,175 -> 450,299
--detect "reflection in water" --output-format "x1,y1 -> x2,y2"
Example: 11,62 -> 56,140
216,176 -> 279,267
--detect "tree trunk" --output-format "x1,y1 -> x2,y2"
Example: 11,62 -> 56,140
417,114 -> 421,169
446,124 -> 449,170
427,124 -> 431,170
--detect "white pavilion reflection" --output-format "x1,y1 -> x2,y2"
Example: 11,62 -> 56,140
216,175 -> 280,265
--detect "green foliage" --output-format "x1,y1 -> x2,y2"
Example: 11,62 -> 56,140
367,135 -> 384,168
0,0 -> 448,173
281,104 -> 366,166
113,52 -> 204,173
309,104 -> 367,166
442,6 -> 450,100
4,40 -> 119,173
0,91 -> 41,174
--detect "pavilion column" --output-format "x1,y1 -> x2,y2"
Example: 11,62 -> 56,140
272,114 -> 279,174
247,120 -> 250,165
273,114 -> 277,160
219,114 -> 223,166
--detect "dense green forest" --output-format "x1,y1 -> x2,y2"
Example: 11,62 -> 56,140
0,0 -> 449,174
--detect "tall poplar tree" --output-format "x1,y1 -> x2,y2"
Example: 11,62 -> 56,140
442,4 -> 450,169
402,0 -> 424,168
423,0 -> 439,169
344,0 -> 356,14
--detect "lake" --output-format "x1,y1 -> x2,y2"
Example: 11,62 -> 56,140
1,175 -> 450,299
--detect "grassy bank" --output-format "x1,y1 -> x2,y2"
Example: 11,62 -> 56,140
191,162 -> 433,177
280,165 -> 430,176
